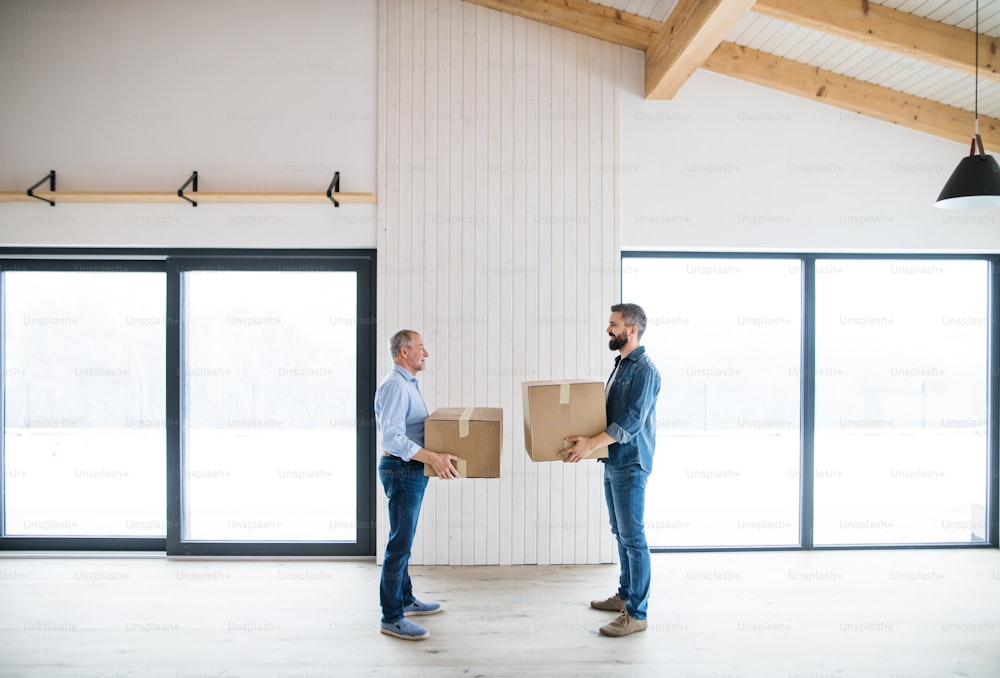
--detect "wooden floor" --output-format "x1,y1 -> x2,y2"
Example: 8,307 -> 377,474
1,549 -> 999,677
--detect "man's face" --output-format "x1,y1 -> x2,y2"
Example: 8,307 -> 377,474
607,312 -> 631,351
400,334 -> 429,373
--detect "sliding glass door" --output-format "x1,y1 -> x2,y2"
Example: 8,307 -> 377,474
813,259 -> 989,545
623,257 -> 801,547
1,251 -> 376,556
2,265 -> 166,547
623,253 -> 995,550
173,263 -> 367,554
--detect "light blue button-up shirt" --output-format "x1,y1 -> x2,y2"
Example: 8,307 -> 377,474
374,363 -> 429,461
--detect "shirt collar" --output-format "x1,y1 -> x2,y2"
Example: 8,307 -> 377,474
618,345 -> 646,365
392,362 -> 418,383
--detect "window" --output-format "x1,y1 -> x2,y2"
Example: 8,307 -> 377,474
623,257 -> 800,547
813,259 -> 989,545
0,251 -> 376,556
622,253 -> 996,550
3,267 -> 165,539
181,269 -> 358,543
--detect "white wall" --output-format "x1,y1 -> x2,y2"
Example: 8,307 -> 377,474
0,0 -> 377,247
377,0 -> 621,566
621,49 -> 1000,252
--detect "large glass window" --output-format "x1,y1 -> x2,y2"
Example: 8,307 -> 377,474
813,259 -> 989,545
3,269 -> 165,538
0,251 -> 375,556
181,269 -> 358,543
623,257 -> 801,547
623,254 -> 995,550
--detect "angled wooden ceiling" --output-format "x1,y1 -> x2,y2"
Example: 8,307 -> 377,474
463,0 -> 1000,151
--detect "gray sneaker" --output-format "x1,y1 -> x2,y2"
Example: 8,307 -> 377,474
590,594 -> 628,612
380,617 -> 430,640
403,598 -> 442,616
599,610 -> 648,637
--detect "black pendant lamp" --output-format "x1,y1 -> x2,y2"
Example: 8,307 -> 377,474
935,0 -> 1000,209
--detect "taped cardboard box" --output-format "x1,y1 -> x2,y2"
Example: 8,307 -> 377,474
522,380 -> 609,461
424,407 -> 503,478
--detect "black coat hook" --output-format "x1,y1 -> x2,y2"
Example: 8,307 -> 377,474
178,170 -> 198,206
327,171 -> 340,207
27,170 -> 56,206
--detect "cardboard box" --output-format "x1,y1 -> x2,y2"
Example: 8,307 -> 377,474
522,380 -> 609,461
424,459 -> 468,478
424,407 -> 503,478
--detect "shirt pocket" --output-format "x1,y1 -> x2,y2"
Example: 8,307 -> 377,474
613,372 -> 633,396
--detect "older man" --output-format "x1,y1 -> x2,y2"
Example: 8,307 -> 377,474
374,329 -> 461,640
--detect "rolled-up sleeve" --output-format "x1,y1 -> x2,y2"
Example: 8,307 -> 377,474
375,380 -> 423,461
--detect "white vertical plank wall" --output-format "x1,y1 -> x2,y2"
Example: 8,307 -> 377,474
377,0 -> 621,566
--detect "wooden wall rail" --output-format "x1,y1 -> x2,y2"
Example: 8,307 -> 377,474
0,191 -> 377,205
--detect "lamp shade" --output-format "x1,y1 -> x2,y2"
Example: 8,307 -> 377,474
935,153 -> 1000,209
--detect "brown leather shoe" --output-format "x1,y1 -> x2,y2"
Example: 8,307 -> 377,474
599,610 -> 648,637
590,594 -> 628,612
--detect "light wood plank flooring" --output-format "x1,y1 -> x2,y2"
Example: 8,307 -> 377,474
1,549 -> 999,677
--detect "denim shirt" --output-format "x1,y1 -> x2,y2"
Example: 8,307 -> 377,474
602,345 -> 661,472
374,363 -> 428,462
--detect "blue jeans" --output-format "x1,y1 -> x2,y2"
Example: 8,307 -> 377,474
604,462 -> 651,620
379,455 -> 429,623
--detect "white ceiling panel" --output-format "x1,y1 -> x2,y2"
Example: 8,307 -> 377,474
648,0 -> 678,23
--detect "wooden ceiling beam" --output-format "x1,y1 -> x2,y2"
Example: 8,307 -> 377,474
753,0 -> 1000,81
460,0 -> 661,51
644,0 -> 756,100
702,41 -> 1000,152
460,0 -> 999,150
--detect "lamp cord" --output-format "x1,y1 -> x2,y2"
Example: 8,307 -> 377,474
973,0 -> 983,153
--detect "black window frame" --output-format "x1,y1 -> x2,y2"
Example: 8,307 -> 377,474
0,248 -> 377,557
622,251 -> 1000,553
